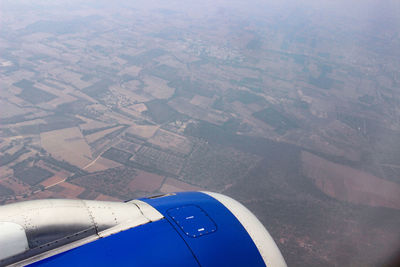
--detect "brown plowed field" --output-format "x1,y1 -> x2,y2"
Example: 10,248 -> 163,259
128,171 -> 164,192
160,177 -> 202,193
301,151 -> 400,209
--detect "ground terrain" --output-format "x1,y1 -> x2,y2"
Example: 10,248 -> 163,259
1,0 -> 399,266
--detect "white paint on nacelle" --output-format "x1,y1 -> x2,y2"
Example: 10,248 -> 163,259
203,192 -> 287,267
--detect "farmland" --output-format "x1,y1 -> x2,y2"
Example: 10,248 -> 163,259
1,1 -> 399,266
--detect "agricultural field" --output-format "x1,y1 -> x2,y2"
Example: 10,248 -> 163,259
40,127 -> 93,169
1,1 -> 399,266
301,151 -> 400,209
148,129 -> 192,155
160,177 -> 202,193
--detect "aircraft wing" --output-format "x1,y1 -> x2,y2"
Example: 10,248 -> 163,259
0,191 -> 286,267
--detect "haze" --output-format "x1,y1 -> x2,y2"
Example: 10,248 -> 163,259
1,0 -> 399,265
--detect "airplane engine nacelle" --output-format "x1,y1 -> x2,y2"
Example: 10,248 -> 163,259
0,192 -> 286,267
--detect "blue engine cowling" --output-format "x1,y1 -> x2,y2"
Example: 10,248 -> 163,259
0,192 -> 286,267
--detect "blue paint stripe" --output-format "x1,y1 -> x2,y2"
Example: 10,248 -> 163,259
29,219 -> 199,267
